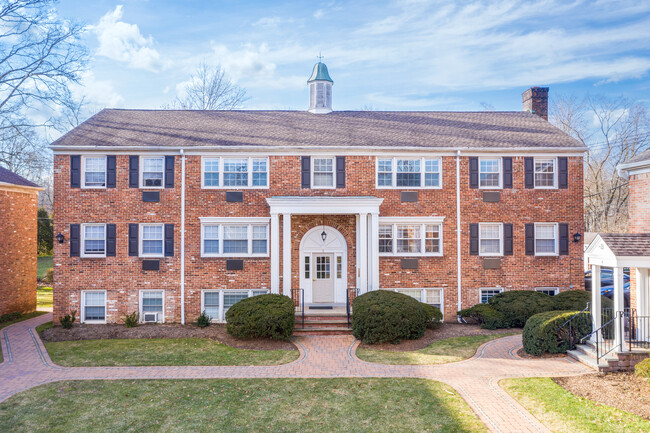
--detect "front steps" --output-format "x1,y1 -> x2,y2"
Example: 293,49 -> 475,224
567,341 -> 649,372
294,307 -> 352,335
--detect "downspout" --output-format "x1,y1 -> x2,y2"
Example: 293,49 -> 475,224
456,150 -> 463,322
180,149 -> 186,325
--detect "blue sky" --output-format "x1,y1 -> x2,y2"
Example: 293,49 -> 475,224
57,0 -> 650,114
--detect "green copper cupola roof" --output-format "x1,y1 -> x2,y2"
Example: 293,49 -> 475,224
308,62 -> 333,83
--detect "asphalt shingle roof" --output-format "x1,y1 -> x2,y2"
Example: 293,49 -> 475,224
50,109 -> 586,150
0,166 -> 39,188
624,149 -> 650,165
600,233 -> 650,257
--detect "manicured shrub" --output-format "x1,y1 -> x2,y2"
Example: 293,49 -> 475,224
488,290 -> 556,328
0,312 -> 23,323
635,358 -> 650,378
552,290 -> 613,311
422,303 -> 443,329
196,311 -> 211,328
352,290 -> 428,344
43,268 -> 54,284
123,311 -> 138,328
226,294 -> 295,340
457,304 -> 507,329
59,311 -> 76,329
522,310 -> 591,356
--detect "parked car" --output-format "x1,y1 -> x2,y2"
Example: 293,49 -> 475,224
584,268 -> 629,291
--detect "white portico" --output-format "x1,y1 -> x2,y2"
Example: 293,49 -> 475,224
266,196 -> 383,304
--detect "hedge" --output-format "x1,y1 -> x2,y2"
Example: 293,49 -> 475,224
522,310 -> 592,355
635,358 -> 650,378
352,290 -> 428,344
226,294 -> 295,340
422,303 -> 443,329
488,290 -> 556,328
552,290 -> 613,311
457,304 -> 507,329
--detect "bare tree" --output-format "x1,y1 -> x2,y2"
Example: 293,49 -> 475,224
168,62 -> 247,110
551,95 -> 650,232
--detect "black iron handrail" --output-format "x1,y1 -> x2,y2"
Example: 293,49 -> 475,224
291,288 -> 304,329
556,302 -> 590,351
580,311 -> 621,363
628,310 -> 650,350
346,288 -> 359,328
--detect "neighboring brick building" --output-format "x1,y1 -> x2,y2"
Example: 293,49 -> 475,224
51,62 -> 586,325
0,167 -> 42,316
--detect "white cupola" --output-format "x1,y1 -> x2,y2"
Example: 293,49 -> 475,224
307,61 -> 333,114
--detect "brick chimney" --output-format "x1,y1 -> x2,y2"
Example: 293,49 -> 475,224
522,87 -> 549,120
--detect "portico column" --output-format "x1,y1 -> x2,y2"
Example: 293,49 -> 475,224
636,268 -> 648,342
359,213 -> 368,293
282,213 -> 292,297
613,266 -> 626,352
369,212 -> 380,291
590,264 -> 602,344
270,213 -> 280,294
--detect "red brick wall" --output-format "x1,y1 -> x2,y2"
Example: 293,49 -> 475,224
0,188 -> 38,315
53,153 -> 584,323
626,172 -> 650,311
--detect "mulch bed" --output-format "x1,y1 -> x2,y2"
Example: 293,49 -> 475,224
39,323 -> 296,351
554,373 -> 650,421
357,324 -> 521,351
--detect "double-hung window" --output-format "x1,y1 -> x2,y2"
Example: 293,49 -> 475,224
378,218 -> 443,256
140,290 -> 164,322
479,158 -> 501,188
480,288 -> 503,304
312,157 -> 334,188
376,157 -> 441,188
535,287 -> 559,296
479,223 -> 502,256
534,158 -> 556,188
388,288 -> 444,315
81,224 -> 106,257
82,156 -> 106,188
141,157 -> 164,188
202,289 -> 269,322
140,224 -> 164,257
201,157 -> 269,188
82,290 -> 106,323
534,223 -> 558,256
200,218 -> 269,257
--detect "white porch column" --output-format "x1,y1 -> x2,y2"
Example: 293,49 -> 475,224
613,266 -> 627,352
270,213 -> 280,294
637,268 -> 649,342
590,264 -> 602,344
369,212 -> 380,291
359,213 -> 368,293
282,213 -> 292,297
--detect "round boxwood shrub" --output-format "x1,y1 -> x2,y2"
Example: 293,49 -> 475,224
522,310 -> 592,356
422,303 -> 443,329
635,358 -> 650,378
552,290 -> 613,311
226,294 -> 295,340
352,290 -> 428,344
457,304 -> 507,329
488,290 -> 556,328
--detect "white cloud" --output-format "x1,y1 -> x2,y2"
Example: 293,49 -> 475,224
91,5 -> 164,72
253,16 -> 294,27
313,9 -> 325,19
74,71 -> 124,108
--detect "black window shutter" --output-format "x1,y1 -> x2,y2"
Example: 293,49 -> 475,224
106,156 -> 117,188
469,157 -> 479,188
503,157 -> 513,188
128,224 -> 139,256
301,156 -> 311,188
503,223 -> 513,255
164,224 -> 174,257
129,156 -> 139,188
70,224 -> 80,257
525,223 -> 535,255
524,157 -> 534,189
558,157 -> 568,189
559,223 -> 569,255
106,224 -> 116,256
165,155 -> 174,188
336,156 -> 345,188
70,155 -> 81,188
469,223 -> 479,255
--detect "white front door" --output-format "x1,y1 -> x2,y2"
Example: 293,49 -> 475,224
312,253 -> 335,303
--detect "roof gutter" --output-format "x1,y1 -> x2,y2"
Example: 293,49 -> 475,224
456,150 -> 463,323
617,160 -> 650,179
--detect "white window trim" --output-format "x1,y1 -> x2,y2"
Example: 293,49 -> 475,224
533,157 -> 558,189
479,287 -> 503,304
535,287 -> 559,296
311,156 -> 336,189
80,223 -> 107,258
534,222 -> 559,257
81,290 -> 107,324
478,157 -> 502,190
201,156 -> 269,189
201,289 -> 270,323
384,288 -> 445,319
139,223 -> 165,258
478,223 -> 503,257
378,217 -> 444,257
139,289 -> 165,323
375,157 -> 443,189
140,156 -> 165,189
200,218 -> 271,258
81,155 -> 107,189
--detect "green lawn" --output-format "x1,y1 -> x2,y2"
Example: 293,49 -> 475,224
356,333 -> 518,365
44,337 -> 300,366
37,286 -> 52,310
502,377 -> 650,433
0,378 -> 487,433
36,256 -> 52,279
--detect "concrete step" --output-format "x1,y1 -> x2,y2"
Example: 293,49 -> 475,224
567,348 -> 609,371
293,326 -> 352,335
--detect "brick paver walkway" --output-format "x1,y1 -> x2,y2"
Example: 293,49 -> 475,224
0,313 -> 590,433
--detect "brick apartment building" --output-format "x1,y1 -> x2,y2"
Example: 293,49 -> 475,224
51,62 -> 586,325
0,167 -> 42,316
